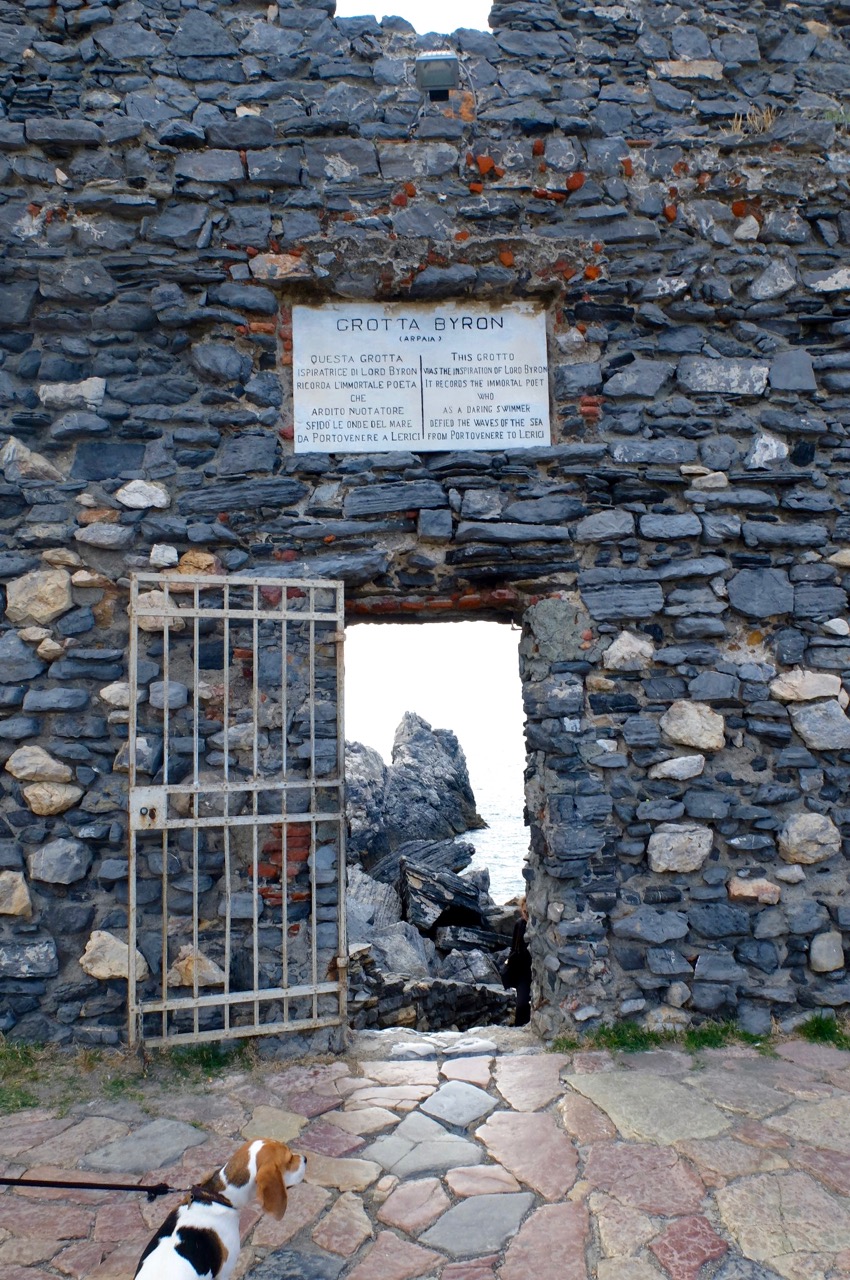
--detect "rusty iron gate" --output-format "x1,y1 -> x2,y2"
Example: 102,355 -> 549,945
127,572 -> 346,1046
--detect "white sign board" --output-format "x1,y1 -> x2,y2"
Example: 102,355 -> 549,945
292,302 -> 549,454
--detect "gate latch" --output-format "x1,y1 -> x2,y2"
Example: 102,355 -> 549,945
130,786 -> 167,830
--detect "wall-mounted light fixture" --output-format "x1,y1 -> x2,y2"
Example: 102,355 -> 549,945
414,50 -> 460,102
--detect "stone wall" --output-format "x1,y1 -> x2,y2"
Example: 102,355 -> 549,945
1,0 -> 850,1043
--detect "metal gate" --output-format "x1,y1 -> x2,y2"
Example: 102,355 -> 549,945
127,572 -> 346,1046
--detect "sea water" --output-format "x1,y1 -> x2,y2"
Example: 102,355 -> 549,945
461,759 -> 529,905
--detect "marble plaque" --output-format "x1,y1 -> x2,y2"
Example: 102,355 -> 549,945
293,302 -> 549,453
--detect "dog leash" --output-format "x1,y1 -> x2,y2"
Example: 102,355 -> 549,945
0,1174 -> 202,1201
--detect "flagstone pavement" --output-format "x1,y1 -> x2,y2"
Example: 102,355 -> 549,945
3,1026 -> 850,1280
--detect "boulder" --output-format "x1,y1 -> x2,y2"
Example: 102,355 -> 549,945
79,930 -> 149,980
778,812 -> 841,864
645,1005 -> 692,1033
0,632 -> 47,682
602,630 -> 655,671
166,945 -> 226,987
0,436 -> 64,483
115,480 -> 170,509
5,569 -> 73,624
28,838 -> 92,884
345,742 -> 389,859
346,864 -> 402,941
370,922 -> 435,979
439,948 -> 503,985
347,944 -> 512,1033
5,745 -> 72,783
135,590 -> 186,632
38,377 -> 106,409
648,755 -> 705,781
0,870 -> 32,917
434,924 -> 505,953
728,877 -> 781,905
660,700 -> 725,750
648,823 -> 714,873
809,931 -> 844,973
612,907 -> 689,943
99,681 -> 139,708
770,669 -> 842,702
22,783 -> 83,816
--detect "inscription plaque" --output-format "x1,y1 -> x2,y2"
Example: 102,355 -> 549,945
292,301 -> 549,454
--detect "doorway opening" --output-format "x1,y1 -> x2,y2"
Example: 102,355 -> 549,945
345,620 -> 527,904
343,619 -> 528,1032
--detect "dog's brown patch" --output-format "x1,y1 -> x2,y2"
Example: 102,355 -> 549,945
255,1142 -> 300,1219
221,1141 -> 253,1189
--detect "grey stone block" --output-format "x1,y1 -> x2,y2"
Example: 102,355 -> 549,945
727,568 -> 793,619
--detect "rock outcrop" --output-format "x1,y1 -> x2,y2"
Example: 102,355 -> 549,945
343,715 -> 512,1030
346,713 -> 484,861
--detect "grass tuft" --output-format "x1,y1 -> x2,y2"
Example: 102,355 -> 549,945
683,1021 -> 737,1053
798,1014 -> 850,1050
724,104 -> 779,137
551,1021 -> 674,1055
162,1039 -> 255,1078
590,1022 -> 670,1053
549,1014 -> 850,1058
101,1075 -> 144,1102
0,1038 -> 45,1113
551,1034 -> 580,1053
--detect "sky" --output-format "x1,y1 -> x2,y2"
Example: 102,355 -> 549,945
344,619 -> 525,806
335,0 -> 491,34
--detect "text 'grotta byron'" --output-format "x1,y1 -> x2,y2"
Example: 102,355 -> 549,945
292,302 -> 550,453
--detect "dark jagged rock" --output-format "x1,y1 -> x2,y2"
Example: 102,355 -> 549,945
439,947 -> 503,986
364,838 -> 474,886
346,713 -> 484,861
434,925 -> 506,953
347,944 -> 513,1032
399,858 -> 484,934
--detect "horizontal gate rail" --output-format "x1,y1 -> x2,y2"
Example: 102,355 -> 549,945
139,981 -> 341,1014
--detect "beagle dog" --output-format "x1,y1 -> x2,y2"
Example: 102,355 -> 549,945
135,1138 -> 306,1280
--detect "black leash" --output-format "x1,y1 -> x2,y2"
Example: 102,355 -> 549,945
0,1174 -> 176,1201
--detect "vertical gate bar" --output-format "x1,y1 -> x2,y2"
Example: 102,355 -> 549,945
128,577 -> 139,1044
129,829 -> 140,1044
280,597 -> 288,1023
335,585 -> 347,1022
309,588 -> 317,1018
162,584 -> 171,787
222,581 -> 232,1038
161,587 -> 171,1041
192,584 -> 200,1039
252,585 -> 260,1030
222,580 -> 230,799
192,821 -> 199,1039
161,827 -> 168,1041
192,585 -> 200,790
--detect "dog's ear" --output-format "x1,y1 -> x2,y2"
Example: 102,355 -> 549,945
256,1145 -> 288,1220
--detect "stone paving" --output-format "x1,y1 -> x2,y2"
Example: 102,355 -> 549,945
2,1029 -> 850,1280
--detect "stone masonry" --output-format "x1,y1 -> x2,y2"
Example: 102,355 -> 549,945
1,0 -> 850,1042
